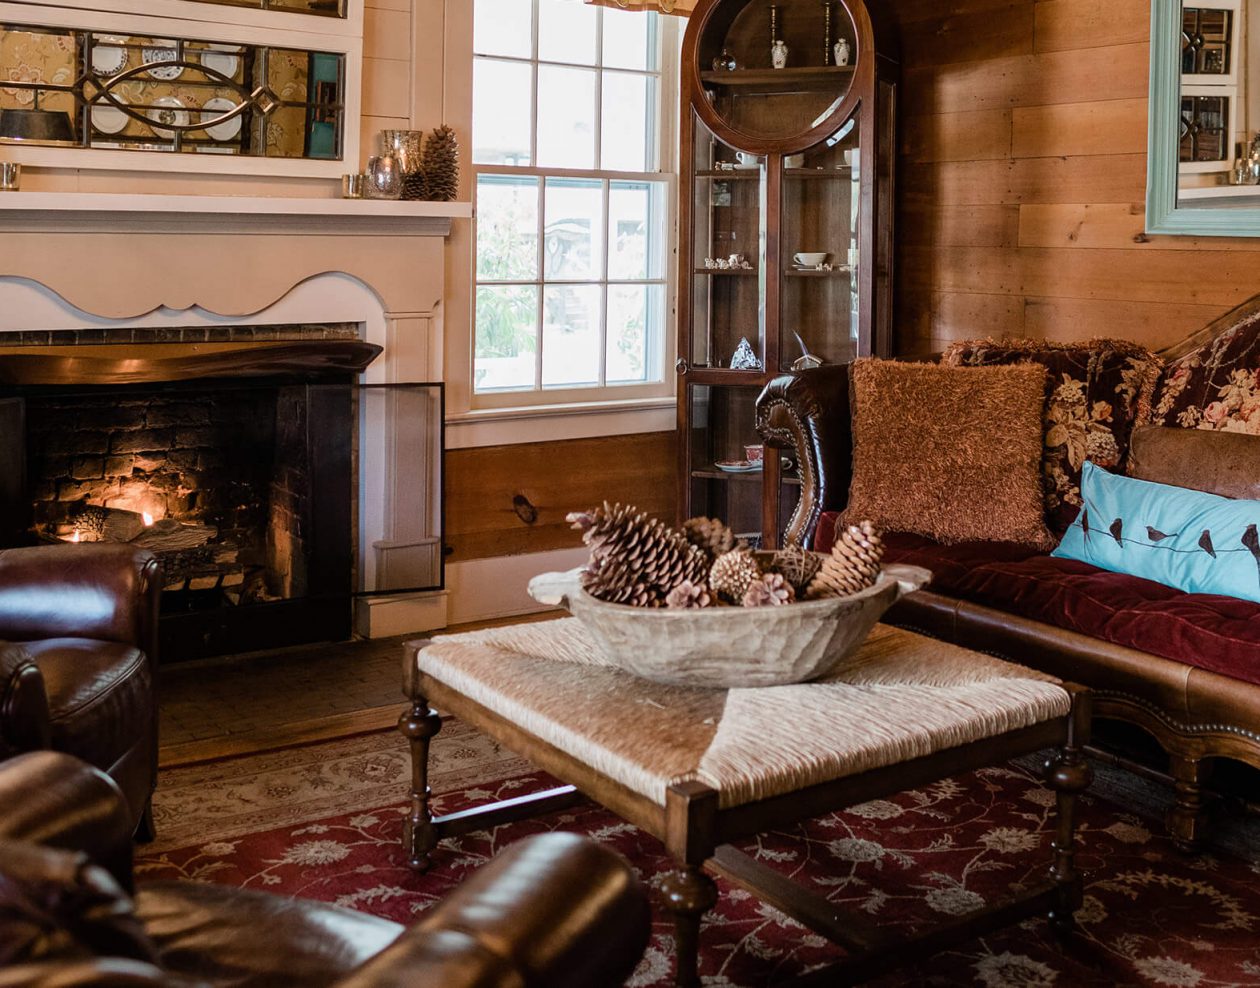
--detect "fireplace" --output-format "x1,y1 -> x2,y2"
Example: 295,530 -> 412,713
0,332 -> 382,661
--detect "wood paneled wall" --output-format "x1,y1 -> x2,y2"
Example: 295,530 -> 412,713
892,0 -> 1260,356
445,432 -> 677,562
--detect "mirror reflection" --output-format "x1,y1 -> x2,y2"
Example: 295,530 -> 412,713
0,24 -> 346,159
1176,0 -> 1260,206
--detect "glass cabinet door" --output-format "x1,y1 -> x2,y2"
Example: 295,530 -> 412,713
687,383 -> 767,546
779,119 -> 860,368
689,113 -> 766,371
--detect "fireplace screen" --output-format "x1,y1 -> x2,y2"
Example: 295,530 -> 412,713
2,377 -> 444,660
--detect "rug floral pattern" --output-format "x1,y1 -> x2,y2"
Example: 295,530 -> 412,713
136,729 -> 1260,987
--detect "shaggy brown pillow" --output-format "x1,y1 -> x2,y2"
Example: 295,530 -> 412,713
844,358 -> 1054,547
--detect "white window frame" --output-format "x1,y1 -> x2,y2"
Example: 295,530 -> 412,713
470,0 -> 679,412
0,0 -> 362,178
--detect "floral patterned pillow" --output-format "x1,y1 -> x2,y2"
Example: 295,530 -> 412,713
942,339 -> 1163,534
1148,304 -> 1260,434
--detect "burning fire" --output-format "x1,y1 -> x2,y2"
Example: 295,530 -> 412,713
68,530 -> 81,543
142,512 -> 154,527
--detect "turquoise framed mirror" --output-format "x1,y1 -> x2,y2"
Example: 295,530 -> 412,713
1147,0 -> 1260,234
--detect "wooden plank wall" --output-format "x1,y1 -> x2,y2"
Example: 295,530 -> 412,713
893,0 -> 1260,356
445,432 -> 676,562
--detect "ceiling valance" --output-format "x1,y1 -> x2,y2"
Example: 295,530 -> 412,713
584,0 -> 695,15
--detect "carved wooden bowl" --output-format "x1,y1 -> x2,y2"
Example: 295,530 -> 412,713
527,563 -> 932,689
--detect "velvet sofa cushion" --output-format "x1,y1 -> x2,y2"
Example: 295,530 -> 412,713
941,338 -> 1162,534
815,512 -> 1260,685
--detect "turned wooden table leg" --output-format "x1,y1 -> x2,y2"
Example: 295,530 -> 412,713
1169,754 -> 1211,853
1044,689 -> 1093,936
664,780 -> 720,988
399,693 -> 442,872
661,864 -> 718,988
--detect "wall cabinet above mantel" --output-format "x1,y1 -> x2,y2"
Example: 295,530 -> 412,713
0,0 -> 363,178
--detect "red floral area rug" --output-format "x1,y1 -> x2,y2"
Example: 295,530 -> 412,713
137,725 -> 1260,987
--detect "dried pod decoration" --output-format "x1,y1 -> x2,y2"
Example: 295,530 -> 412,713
568,502 -> 708,608
709,547 -> 762,604
682,515 -> 737,562
806,520 -> 884,599
666,579 -> 712,609
743,572 -> 795,607
422,124 -> 460,202
767,542 -> 822,593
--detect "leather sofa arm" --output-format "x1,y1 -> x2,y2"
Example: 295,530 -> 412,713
0,752 -> 135,890
0,545 -> 159,659
0,643 -> 49,757
756,364 -> 854,549
337,833 -> 650,988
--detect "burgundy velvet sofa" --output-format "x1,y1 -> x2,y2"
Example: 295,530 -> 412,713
756,296 -> 1260,848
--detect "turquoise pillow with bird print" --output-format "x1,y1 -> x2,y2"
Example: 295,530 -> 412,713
1053,460 -> 1260,603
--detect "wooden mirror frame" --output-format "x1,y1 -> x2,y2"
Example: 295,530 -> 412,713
1147,0 -> 1260,235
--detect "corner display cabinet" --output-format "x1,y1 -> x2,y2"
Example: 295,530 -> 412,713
677,0 -> 897,548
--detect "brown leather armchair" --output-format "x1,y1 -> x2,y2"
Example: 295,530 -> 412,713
0,751 -> 652,988
0,543 -> 161,839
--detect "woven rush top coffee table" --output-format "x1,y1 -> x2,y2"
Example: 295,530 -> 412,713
400,619 -> 1091,987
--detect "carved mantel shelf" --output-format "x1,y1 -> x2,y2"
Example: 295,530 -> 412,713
0,192 -> 472,236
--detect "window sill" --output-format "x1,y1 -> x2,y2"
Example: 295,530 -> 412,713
445,396 -> 676,449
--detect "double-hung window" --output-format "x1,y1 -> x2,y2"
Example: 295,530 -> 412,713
471,0 -> 678,406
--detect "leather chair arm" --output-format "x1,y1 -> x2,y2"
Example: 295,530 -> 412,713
756,364 -> 854,548
0,643 -> 50,756
0,752 -> 135,890
0,960 -> 175,987
0,545 -> 159,659
337,833 -> 650,988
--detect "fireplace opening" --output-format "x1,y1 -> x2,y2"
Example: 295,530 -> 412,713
28,383 -> 317,610
0,338 -> 383,661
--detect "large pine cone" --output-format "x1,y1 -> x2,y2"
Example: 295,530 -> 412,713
682,516 -> 736,561
423,125 -> 460,202
708,547 -> 761,604
806,520 -> 884,599
568,502 -> 708,607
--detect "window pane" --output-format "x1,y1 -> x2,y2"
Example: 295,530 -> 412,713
609,180 -> 665,280
474,0 -> 532,58
473,59 -> 532,165
603,8 -> 654,70
545,178 -> 604,280
477,175 -> 539,281
476,285 -> 539,392
607,284 -> 663,384
536,65 -> 596,168
538,0 -> 597,65
601,72 -> 653,172
543,285 -> 602,387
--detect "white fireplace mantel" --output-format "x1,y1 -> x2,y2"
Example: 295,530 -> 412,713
0,192 -> 472,236
0,191 -> 464,640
